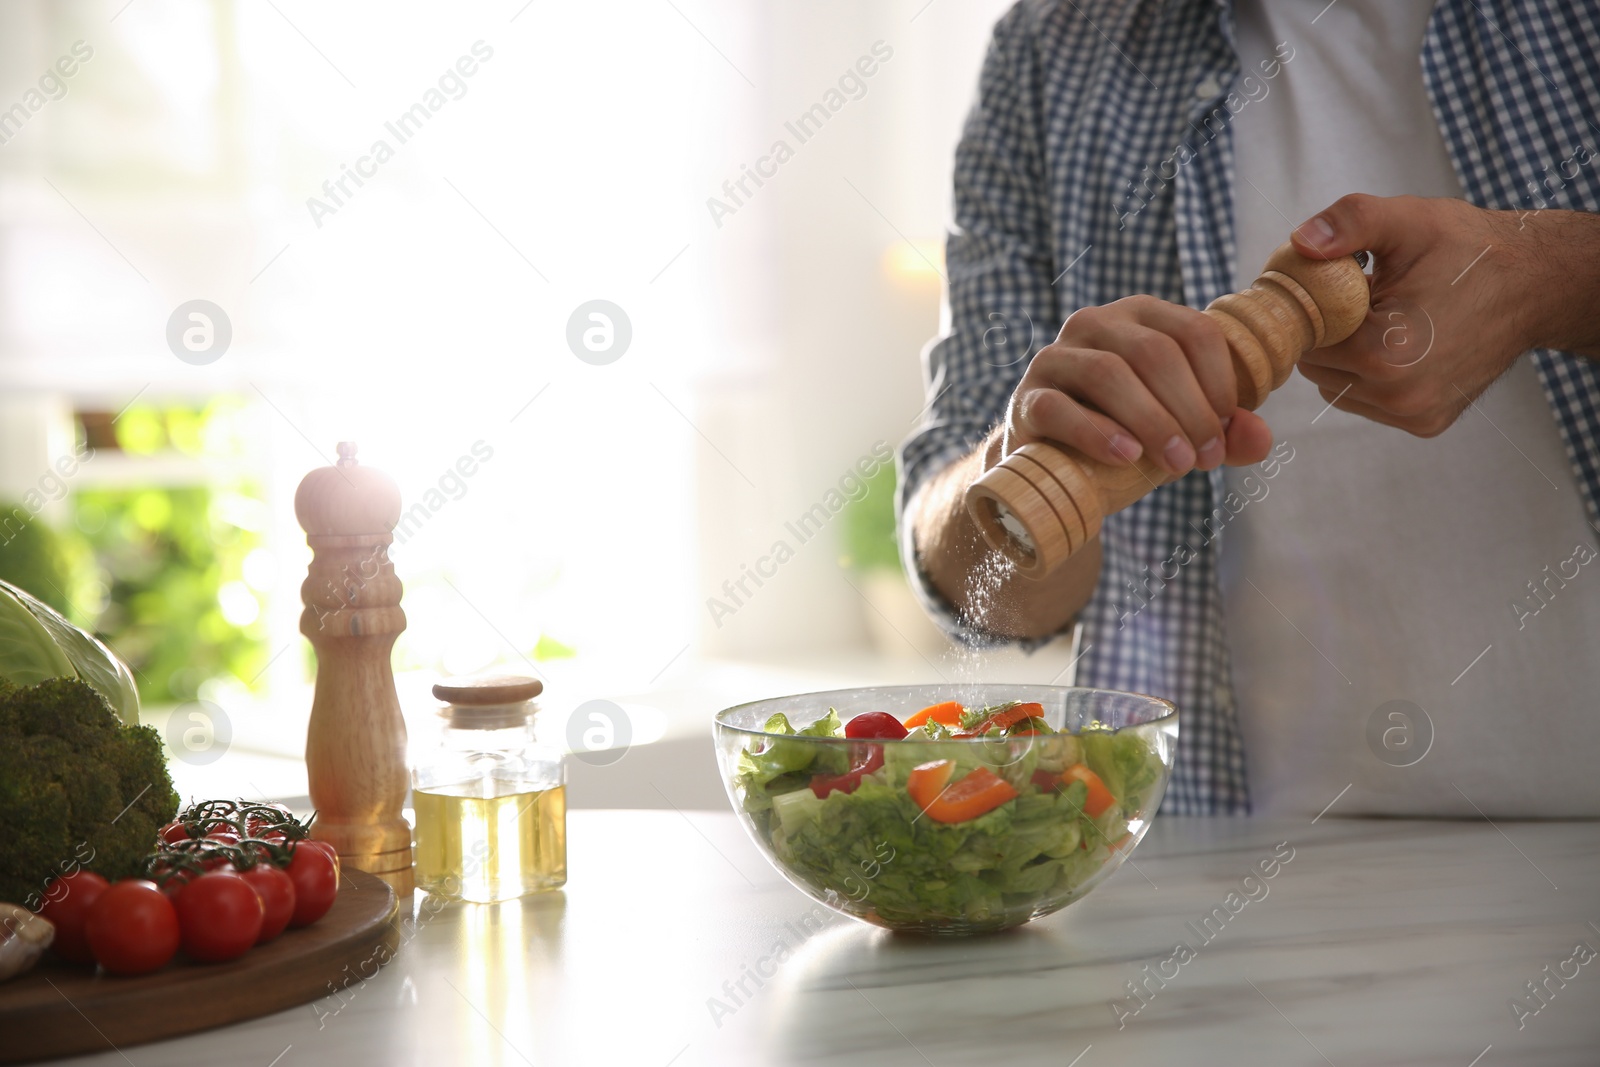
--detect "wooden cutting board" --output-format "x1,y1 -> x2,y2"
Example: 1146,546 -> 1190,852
0,867 -> 399,1063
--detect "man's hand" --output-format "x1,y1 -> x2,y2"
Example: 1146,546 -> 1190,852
1291,194 -> 1600,437
1001,295 -> 1273,476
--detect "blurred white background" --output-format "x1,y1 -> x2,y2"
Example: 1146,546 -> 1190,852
0,0 -> 1080,804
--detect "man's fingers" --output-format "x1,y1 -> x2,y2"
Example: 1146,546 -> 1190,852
1024,345 -> 1192,470
1015,382 -> 1145,467
1294,360 -> 1360,395
1291,192 -> 1415,261
1299,311 -> 1407,382
1222,409 -> 1273,466
1130,300 -> 1237,416
1073,317 -> 1226,473
1310,382 -> 1412,431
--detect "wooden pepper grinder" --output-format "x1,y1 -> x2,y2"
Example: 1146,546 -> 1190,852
295,442 -> 414,894
966,241 -> 1370,579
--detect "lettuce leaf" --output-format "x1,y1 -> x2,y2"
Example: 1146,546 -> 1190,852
0,580 -> 140,724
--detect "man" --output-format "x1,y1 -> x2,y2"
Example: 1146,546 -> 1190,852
898,0 -> 1600,816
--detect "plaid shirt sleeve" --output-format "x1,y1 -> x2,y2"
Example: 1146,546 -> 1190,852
895,5 -> 1066,647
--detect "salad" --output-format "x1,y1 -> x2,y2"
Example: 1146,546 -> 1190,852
732,699 -> 1166,930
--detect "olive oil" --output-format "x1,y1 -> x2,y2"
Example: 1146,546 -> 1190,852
414,780 -> 567,902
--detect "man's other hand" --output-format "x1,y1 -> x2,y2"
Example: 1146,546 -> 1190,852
1291,193 -> 1593,437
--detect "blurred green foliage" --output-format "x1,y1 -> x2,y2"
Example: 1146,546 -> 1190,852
0,511 -> 95,624
74,484 -> 265,704
840,462 -> 901,572
66,401 -> 267,706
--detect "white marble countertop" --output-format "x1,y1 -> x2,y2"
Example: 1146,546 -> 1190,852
42,811 -> 1600,1066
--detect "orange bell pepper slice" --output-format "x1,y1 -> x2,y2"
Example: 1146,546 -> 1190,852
907,760 -> 1019,823
1062,763 -> 1116,818
903,701 -> 964,729
907,759 -> 954,808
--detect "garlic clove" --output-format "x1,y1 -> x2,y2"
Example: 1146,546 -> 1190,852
0,903 -> 55,982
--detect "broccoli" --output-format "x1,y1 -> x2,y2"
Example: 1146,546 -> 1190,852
0,677 -> 178,906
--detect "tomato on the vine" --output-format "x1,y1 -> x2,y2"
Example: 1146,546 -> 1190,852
299,839 -> 340,876
239,863 -> 296,943
174,871 -> 263,962
85,880 -> 179,976
159,821 -> 192,846
38,871 -> 109,964
285,842 -> 338,927
245,803 -> 294,838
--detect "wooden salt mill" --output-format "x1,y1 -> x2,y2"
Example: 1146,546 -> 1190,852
966,242 -> 1370,579
296,442 -> 414,893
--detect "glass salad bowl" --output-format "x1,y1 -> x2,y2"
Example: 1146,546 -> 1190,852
714,684 -> 1178,936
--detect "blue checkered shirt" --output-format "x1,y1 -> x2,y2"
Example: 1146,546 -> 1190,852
896,0 -> 1600,814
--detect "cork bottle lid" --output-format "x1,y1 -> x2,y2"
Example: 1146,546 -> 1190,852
294,442 -> 403,537
433,674 -> 544,730
432,674 -> 545,706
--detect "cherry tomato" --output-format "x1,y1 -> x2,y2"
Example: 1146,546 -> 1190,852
85,880 -> 180,976
38,871 -> 110,964
245,805 -> 294,842
239,864 -> 297,943
174,871 -> 263,962
299,839 -> 342,880
159,821 -> 192,846
148,858 -> 201,899
844,712 -> 910,740
285,842 -> 339,927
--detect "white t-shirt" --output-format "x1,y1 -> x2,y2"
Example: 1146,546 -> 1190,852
1223,0 -> 1600,816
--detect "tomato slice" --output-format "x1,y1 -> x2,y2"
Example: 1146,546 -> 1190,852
908,762 -> 1018,823
810,744 -> 886,798
1062,763 -> 1116,818
902,701 -> 963,729
953,702 -> 1045,737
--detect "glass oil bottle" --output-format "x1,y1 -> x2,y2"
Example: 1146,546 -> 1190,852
412,675 -> 566,902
